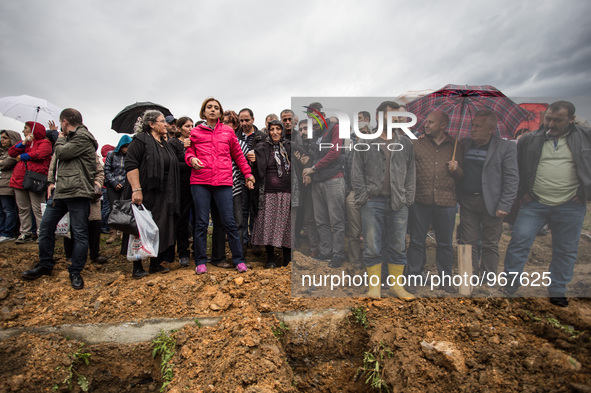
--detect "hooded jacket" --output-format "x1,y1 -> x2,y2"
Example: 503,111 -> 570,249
8,126 -> 53,190
104,135 -> 132,188
49,125 -> 99,199
185,120 -> 252,186
101,144 -> 115,164
0,130 -> 22,195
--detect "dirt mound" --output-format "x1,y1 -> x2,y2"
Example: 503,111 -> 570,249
171,307 -> 297,393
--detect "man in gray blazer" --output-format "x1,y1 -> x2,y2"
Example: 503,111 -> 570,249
457,109 -> 519,286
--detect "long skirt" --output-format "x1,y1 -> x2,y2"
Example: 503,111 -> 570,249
252,192 -> 291,248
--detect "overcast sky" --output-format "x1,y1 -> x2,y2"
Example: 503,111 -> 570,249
1,0 -> 590,148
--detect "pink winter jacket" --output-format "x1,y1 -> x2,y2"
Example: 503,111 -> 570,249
185,120 -> 252,186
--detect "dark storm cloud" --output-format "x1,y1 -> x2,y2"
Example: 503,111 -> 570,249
1,0 -> 589,146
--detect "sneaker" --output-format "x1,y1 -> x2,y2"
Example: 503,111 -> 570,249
0,236 -> 15,243
179,257 -> 190,267
195,264 -> 207,274
15,234 -> 34,244
236,263 -> 248,273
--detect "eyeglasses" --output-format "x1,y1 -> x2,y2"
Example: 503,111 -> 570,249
154,120 -> 166,124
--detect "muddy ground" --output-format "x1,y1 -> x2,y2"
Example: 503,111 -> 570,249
0,223 -> 590,392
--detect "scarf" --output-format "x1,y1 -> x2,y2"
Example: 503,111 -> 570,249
135,132 -> 180,215
272,140 -> 290,177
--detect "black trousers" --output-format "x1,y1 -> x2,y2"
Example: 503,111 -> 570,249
64,219 -> 101,260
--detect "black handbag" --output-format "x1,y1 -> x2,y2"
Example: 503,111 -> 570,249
22,162 -> 48,194
108,199 -> 139,237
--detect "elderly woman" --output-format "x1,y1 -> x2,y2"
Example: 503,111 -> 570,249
251,120 -> 292,268
8,121 -> 53,243
0,130 -> 22,242
123,110 -> 179,278
186,97 -> 254,274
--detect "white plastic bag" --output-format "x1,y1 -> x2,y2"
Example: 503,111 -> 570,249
131,203 -> 159,258
126,235 -> 145,261
127,235 -> 145,261
40,202 -> 70,238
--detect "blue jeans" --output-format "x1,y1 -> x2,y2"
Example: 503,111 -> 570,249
212,193 -> 244,261
0,195 -> 18,237
407,202 -> 457,277
361,197 -> 408,268
191,185 -> 245,267
39,197 -> 91,274
503,199 -> 586,295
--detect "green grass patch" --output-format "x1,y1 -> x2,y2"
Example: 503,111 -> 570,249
152,330 -> 176,392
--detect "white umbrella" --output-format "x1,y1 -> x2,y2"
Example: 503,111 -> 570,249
0,95 -> 62,127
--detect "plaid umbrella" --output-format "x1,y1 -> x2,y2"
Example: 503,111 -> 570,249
405,84 -> 532,140
514,102 -> 549,138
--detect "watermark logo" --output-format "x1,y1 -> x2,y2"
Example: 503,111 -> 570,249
303,106 -> 328,130
303,108 -> 418,151
303,109 -> 418,141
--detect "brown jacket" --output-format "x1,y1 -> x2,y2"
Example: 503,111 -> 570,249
0,130 -> 22,196
413,134 -> 463,207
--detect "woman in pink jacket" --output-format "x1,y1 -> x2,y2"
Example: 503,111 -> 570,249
185,97 -> 255,274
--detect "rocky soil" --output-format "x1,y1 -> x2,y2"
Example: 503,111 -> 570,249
0,224 -> 590,392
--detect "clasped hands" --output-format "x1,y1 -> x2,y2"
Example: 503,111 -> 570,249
190,157 -> 255,190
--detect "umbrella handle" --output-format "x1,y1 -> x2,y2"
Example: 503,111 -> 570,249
452,134 -> 458,162
29,106 -> 41,137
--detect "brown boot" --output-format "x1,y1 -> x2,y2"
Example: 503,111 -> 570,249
106,230 -> 117,244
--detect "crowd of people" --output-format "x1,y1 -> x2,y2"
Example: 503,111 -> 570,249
293,100 -> 589,308
0,98 -> 588,308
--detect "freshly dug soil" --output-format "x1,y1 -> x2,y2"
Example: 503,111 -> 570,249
0,224 -> 590,392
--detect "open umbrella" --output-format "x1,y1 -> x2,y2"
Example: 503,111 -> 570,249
111,102 -> 173,134
0,94 -> 62,127
406,84 -> 531,140
514,102 -> 548,138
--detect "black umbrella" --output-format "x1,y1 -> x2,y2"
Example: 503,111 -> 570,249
111,102 -> 173,133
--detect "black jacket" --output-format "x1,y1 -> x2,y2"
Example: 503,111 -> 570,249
517,124 -> 591,202
351,133 -> 416,211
